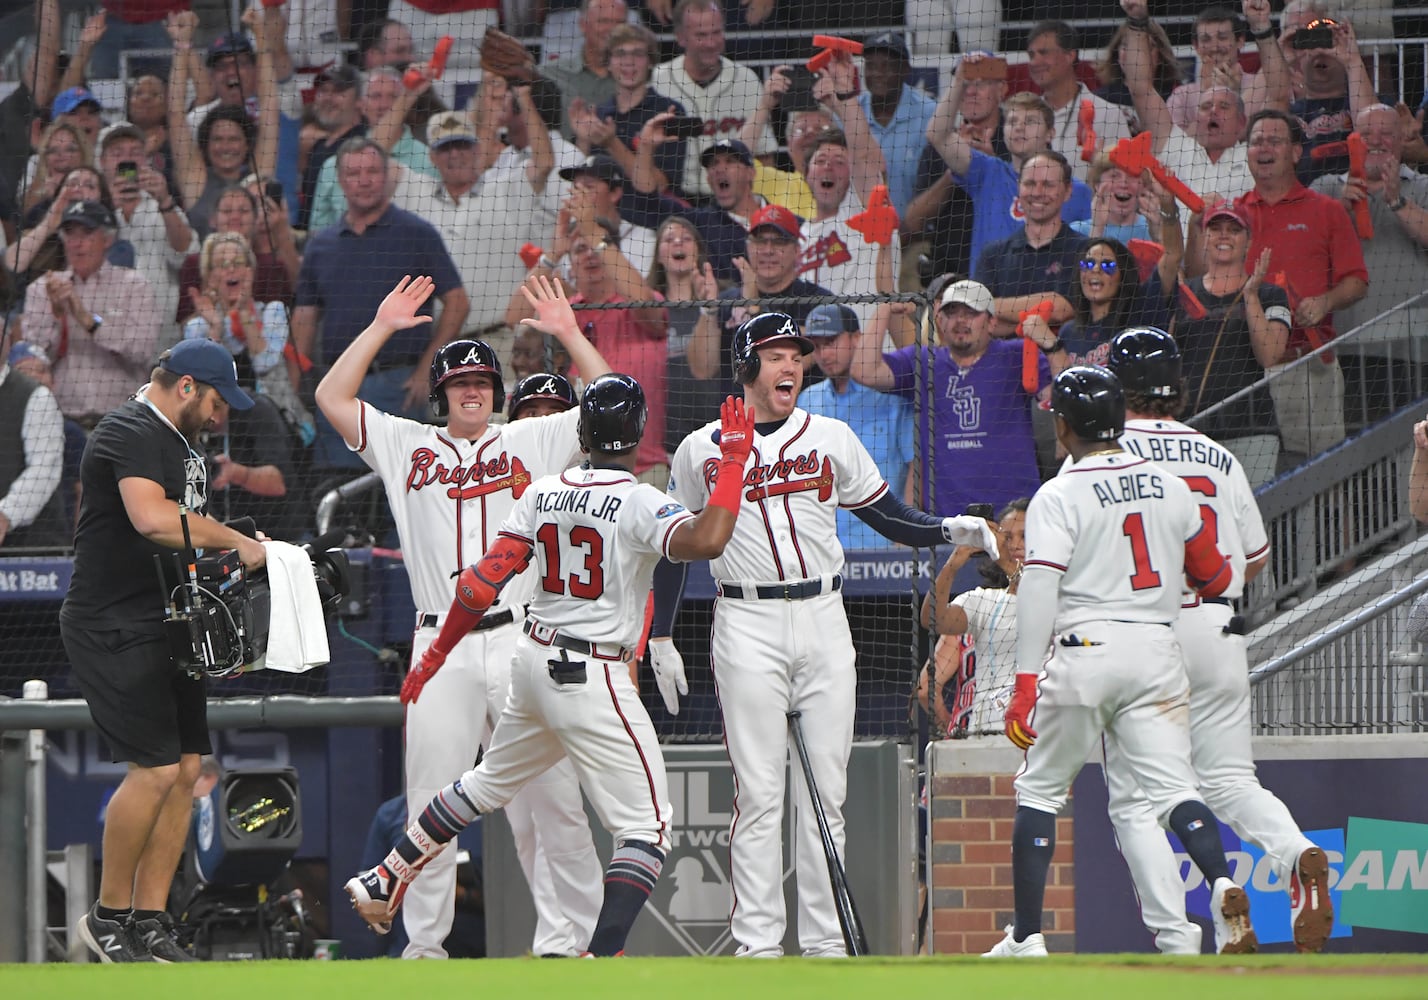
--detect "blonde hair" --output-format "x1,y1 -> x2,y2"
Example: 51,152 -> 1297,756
198,231 -> 257,285
28,121 -> 94,210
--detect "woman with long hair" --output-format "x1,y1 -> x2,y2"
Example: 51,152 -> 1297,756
647,215 -> 723,452
1098,18 -> 1181,110
166,10 -> 279,239
917,498 -> 1030,738
20,121 -> 92,216
1044,183 -> 1182,366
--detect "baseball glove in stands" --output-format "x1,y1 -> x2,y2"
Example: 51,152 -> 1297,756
481,29 -> 538,84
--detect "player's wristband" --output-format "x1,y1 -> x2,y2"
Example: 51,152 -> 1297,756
708,457 -> 748,515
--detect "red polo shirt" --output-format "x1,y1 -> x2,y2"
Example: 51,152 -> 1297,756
572,292 -> 669,476
1235,182 -> 1368,361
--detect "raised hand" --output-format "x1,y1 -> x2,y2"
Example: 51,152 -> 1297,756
1244,247 -> 1271,295
518,274 -> 580,340
374,275 -> 436,331
718,396 -> 756,465
80,11 -> 107,47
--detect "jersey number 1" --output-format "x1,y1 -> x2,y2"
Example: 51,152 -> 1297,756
536,523 -> 606,599
1121,512 -> 1162,591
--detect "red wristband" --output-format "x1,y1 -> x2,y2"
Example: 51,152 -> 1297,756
707,458 -> 747,515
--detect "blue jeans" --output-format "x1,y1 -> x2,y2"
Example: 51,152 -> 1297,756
88,19 -> 172,80
313,366 -> 428,469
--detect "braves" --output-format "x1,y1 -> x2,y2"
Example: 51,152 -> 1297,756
316,275 -> 608,959
654,312 -> 998,957
989,365 -> 1256,958
345,375 -> 758,957
1103,328 -> 1332,954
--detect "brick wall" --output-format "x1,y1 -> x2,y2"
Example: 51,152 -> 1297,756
927,742 -> 1076,955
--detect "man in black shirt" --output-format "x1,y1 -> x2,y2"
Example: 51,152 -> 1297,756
62,340 -> 265,963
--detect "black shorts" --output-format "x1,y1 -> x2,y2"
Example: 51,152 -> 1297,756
60,622 -> 210,767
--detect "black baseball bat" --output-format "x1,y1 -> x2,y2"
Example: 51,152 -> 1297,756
786,710 -> 868,956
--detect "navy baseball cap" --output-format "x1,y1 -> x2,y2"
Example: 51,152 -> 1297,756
52,86 -> 101,118
700,138 -> 753,168
207,32 -> 255,66
60,200 -> 117,231
805,304 -> 860,338
160,341 -> 254,410
558,153 -> 626,187
862,31 -> 910,61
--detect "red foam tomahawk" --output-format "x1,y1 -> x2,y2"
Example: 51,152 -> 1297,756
745,457 -> 834,503
1109,132 -> 1204,214
1078,98 -> 1098,163
405,35 -> 454,89
448,457 -> 533,501
518,242 -> 544,269
807,34 -> 862,73
1015,300 -> 1055,395
847,184 -> 898,245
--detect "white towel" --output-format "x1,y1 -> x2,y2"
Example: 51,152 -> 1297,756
260,540 -> 330,672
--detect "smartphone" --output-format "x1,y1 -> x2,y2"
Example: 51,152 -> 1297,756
963,56 -> 1007,82
264,180 -> 285,204
1291,19 -> 1335,49
116,160 -> 139,183
664,115 -> 706,140
965,503 -> 995,520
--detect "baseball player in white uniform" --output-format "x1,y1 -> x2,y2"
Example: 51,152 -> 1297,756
989,365 -> 1258,958
652,312 -> 999,957
1102,328 -> 1332,954
315,275 -> 606,959
345,374 -> 759,956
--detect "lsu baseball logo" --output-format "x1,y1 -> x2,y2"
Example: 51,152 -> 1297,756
406,449 -> 532,500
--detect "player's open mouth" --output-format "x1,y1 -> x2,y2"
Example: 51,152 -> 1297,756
774,378 -> 795,399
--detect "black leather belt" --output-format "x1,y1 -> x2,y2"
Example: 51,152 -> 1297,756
522,619 -> 631,661
718,575 -> 842,601
416,608 -> 515,631
1202,597 -> 1231,606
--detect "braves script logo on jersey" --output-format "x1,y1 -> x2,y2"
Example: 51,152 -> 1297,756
406,449 -> 532,501
701,452 -> 833,502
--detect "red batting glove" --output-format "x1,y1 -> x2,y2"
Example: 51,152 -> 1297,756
1004,673 -> 1039,750
401,646 -> 447,705
718,396 -> 755,464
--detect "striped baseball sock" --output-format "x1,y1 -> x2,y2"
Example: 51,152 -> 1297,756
388,779 -> 483,875
587,840 -> 665,956
1011,806 -> 1056,940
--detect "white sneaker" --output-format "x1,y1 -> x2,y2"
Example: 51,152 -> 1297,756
982,925 -> 1048,957
1210,877 -> 1258,954
1290,847 -> 1333,953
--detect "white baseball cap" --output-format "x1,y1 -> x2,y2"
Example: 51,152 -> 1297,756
939,279 -> 994,315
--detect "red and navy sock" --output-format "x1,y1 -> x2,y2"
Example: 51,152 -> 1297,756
587,840 -> 665,956
392,779 -> 482,870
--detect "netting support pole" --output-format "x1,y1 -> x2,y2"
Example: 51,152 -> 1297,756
24,679 -> 48,964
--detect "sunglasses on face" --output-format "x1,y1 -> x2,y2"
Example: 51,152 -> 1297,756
1079,258 -> 1119,275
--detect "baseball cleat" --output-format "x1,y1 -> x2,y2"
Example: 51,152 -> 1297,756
345,860 -> 414,934
1290,847 -> 1333,953
1210,877 -> 1258,955
981,925 -> 1048,958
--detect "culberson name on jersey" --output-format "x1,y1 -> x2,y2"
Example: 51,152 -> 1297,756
1092,472 -> 1167,508
1121,435 -> 1234,475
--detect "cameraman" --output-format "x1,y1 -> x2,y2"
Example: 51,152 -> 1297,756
62,339 -> 266,963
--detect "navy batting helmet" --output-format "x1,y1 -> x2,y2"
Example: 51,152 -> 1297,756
578,373 -> 646,454
429,340 -> 504,418
731,312 -> 814,384
1107,327 -> 1182,398
1050,365 -> 1125,442
508,372 -> 577,419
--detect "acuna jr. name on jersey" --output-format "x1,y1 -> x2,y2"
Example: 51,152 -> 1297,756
535,489 -> 623,523
1092,471 -> 1167,508
1120,435 -> 1234,475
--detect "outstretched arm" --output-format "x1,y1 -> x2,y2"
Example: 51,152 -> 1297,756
1119,1 -> 1173,155
516,274 -> 611,382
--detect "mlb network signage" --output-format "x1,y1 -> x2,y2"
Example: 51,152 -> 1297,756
1072,752 -> 1428,952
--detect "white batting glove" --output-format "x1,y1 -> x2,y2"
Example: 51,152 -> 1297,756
942,515 -> 1000,561
648,637 -> 688,715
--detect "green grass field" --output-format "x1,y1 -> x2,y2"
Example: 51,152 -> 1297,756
8,955 -> 1428,1000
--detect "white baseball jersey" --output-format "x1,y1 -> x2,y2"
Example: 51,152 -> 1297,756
356,404 -> 583,614
500,465 -> 695,649
1118,419 -> 1269,601
1028,451 -> 1206,629
798,190 -> 900,334
666,409 -> 886,582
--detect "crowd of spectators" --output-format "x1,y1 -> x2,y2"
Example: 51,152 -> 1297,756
0,0 -> 1424,554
